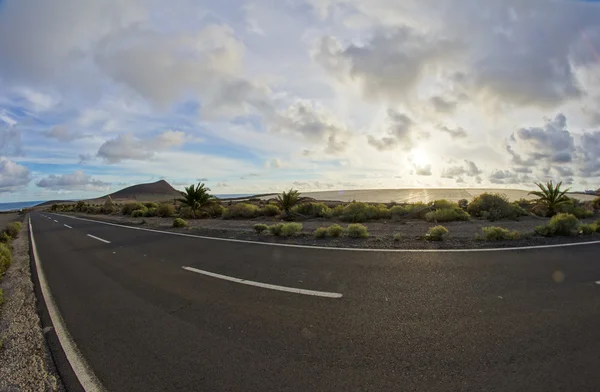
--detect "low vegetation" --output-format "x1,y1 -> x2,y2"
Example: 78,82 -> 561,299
314,227 -> 328,238
529,181 -> 571,217
4,222 -> 21,239
177,182 -> 216,218
268,224 -> 283,236
535,213 -> 579,237
340,202 -> 390,223
293,202 -> 330,218
426,225 -> 449,241
157,203 -> 175,217
280,222 -> 303,236
122,202 -> 145,215
172,218 -> 188,228
276,189 -> 304,216
1,221 -> 18,307
425,208 -> 470,222
347,223 -> 369,238
253,223 -> 268,233
131,208 -> 147,218
260,204 -> 281,217
394,233 -> 403,241
480,226 -> 521,241
223,203 -> 259,219
467,193 -> 524,221
579,223 -> 598,235
327,224 -> 345,237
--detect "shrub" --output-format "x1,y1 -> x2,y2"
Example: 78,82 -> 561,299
467,193 -> 521,221
481,226 -> 520,241
390,205 -> 407,220
579,223 -> 598,235
426,225 -> 449,241
5,222 -> 22,238
403,203 -> 430,219
425,208 -> 470,222
571,206 -> 594,219
144,202 -> 159,209
131,209 -> 147,218
75,201 -> 87,212
314,227 -> 328,238
0,242 -> 11,276
293,202 -> 331,218
326,205 -> 345,218
281,222 -> 303,236
144,207 -> 158,217
394,233 -> 403,242
0,232 -> 11,244
178,206 -> 195,219
253,223 -> 268,233
261,204 -> 281,217
548,213 -> 579,236
593,197 -> 600,211
432,199 -> 457,210
327,224 -> 345,237
347,223 -> 369,238
534,225 -> 553,237
157,203 -> 175,217
223,203 -> 259,219
268,223 -> 284,236
203,203 -> 226,218
458,199 -> 469,210
173,218 -> 188,228
340,202 -> 390,222
122,202 -> 145,215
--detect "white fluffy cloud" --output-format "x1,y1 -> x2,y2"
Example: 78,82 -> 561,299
97,130 -> 187,163
0,157 -> 31,193
36,170 -> 109,191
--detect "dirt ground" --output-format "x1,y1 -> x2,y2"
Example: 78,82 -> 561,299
64,212 -> 600,250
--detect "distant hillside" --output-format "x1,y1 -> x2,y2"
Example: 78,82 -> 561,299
100,180 -> 182,202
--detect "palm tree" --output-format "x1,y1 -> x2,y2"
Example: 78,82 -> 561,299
276,189 -> 302,215
177,182 -> 215,218
529,181 -> 571,216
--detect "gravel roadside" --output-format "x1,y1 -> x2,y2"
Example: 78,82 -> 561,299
0,218 -> 64,391
62,212 -> 600,250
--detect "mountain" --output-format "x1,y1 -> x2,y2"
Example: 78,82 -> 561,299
101,180 -> 182,202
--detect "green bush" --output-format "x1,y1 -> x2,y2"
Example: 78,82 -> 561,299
390,205 -> 407,220
314,227 -> 328,238
426,225 -> 449,241
404,203 -> 430,219
467,193 -> 522,221
157,203 -> 175,217
144,207 -> 158,217
253,223 -> 268,233
347,223 -> 369,238
173,218 -> 188,228
571,206 -> 594,219
201,203 -> 226,218
325,205 -> 345,218
534,225 -> 553,237
178,206 -> 195,219
144,202 -> 159,209
394,233 -> 403,241
223,203 -> 259,219
0,242 -> 11,276
579,223 -> 598,235
425,208 -> 470,222
131,209 -> 147,218
327,224 -> 345,237
432,199 -> 457,210
293,202 -> 331,217
458,199 -> 469,210
593,197 -> 600,211
5,222 -> 22,238
549,213 -> 579,236
260,204 -> 281,217
340,202 -> 390,222
122,202 -> 145,215
280,222 -> 302,236
481,226 -> 520,241
0,232 -> 11,244
268,223 -> 284,236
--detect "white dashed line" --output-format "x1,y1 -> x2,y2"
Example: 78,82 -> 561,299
87,234 -> 111,244
182,266 -> 343,298
29,217 -> 106,392
53,220 -> 59,223
64,224 -> 72,229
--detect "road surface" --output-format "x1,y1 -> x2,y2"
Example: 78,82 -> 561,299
29,212 -> 600,391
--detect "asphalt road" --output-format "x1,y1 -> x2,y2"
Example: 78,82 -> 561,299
30,212 -> 600,392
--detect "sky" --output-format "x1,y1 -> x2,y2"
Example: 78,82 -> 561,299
1,0 -> 600,202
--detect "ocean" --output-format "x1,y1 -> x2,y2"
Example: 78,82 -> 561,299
0,200 -> 46,212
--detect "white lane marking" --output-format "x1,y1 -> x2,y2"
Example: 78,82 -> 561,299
29,217 -> 107,392
64,224 -> 72,229
55,213 -> 600,253
182,266 -> 343,298
53,219 -> 58,223
87,234 -> 111,244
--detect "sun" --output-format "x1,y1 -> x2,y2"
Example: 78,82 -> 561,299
410,148 -> 430,166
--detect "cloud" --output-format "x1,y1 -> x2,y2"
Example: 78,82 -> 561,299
415,164 -> 432,176
368,110 -> 422,151
0,126 -> 22,156
0,157 -> 31,193
97,130 -> 187,163
314,28 -> 460,102
78,153 -> 93,165
441,160 -> 482,179
430,96 -> 457,113
43,126 -> 87,142
438,125 -> 468,139
36,170 -> 109,191
579,131 -> 600,176
265,158 -> 284,169
197,178 -> 209,182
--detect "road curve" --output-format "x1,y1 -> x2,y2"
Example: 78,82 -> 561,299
30,212 -> 600,391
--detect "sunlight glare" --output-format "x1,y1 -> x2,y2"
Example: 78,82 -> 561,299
411,148 -> 430,166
